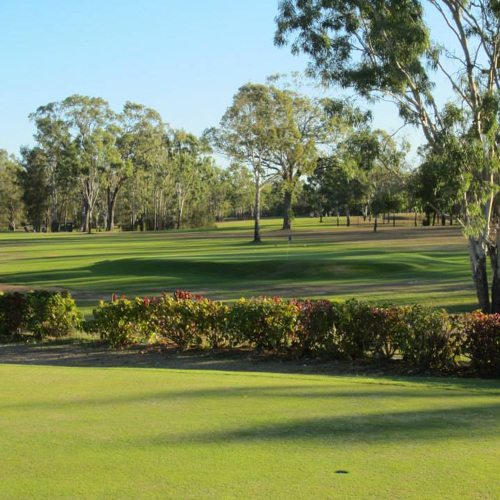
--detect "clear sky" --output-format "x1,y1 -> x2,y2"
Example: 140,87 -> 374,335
2,0 -> 447,161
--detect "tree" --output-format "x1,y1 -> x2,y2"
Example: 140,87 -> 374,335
19,147 -> 51,231
167,130 -> 211,230
31,95 -> 116,234
0,150 -> 24,230
260,86 -> 343,229
306,127 -> 407,229
275,0 -> 500,312
226,164 -> 254,220
113,103 -> 164,232
206,84 -> 278,243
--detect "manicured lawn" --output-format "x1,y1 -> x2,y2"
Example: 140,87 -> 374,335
0,216 -> 475,313
0,363 -> 499,499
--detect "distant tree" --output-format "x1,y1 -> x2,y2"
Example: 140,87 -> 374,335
260,87 -> 343,229
0,150 -> 24,230
206,84 -> 279,242
226,164 -> 254,220
19,147 -> 51,231
306,128 -> 407,229
31,95 -> 116,234
114,103 -> 164,232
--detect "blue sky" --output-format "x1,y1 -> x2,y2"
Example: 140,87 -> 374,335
1,0 -> 452,161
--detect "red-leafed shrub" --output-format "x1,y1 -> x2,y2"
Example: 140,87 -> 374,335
295,299 -> 338,355
461,311 -> 500,377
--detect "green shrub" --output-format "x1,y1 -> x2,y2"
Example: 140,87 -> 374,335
152,292 -> 229,349
192,299 -> 230,349
396,305 -> 458,372
367,305 -> 407,360
228,297 -> 299,352
0,290 -> 82,339
26,290 -> 83,339
461,311 -> 500,377
154,294 -> 199,348
88,297 -> 138,346
332,299 -> 376,359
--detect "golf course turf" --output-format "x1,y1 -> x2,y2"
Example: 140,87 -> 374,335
0,217 -> 476,314
1,217 -> 497,499
1,362 -> 500,499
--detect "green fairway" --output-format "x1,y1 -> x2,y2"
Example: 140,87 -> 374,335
0,217 -> 475,313
0,363 -> 499,499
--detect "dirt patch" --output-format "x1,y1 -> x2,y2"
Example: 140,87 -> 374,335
0,340 -> 408,377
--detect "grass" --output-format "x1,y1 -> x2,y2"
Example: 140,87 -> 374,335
0,216 -> 476,314
0,217 -> 496,498
0,363 -> 499,499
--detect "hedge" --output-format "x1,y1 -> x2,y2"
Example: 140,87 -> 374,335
4,290 -> 500,377
83,291 -> 500,376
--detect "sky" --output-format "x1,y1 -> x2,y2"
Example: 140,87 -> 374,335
1,0 -> 454,162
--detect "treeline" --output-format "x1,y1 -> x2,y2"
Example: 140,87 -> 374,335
1,86 -> 444,235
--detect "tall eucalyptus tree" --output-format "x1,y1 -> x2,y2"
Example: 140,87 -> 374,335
276,0 -> 500,312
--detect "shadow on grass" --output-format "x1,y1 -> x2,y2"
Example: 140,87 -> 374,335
140,402 -> 500,446
1,341 -> 499,390
3,255 -> 467,287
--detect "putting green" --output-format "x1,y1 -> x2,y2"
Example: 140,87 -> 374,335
0,217 -> 475,312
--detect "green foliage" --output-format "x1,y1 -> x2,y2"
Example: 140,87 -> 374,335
0,150 -> 24,230
294,299 -> 338,355
462,311 -> 500,377
228,297 -> 300,352
332,299 -> 375,359
25,290 -> 83,339
88,297 -> 138,347
0,291 -> 82,339
396,305 -> 458,372
2,290 -> 488,376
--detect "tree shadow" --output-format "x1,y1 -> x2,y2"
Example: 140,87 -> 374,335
141,401 -> 500,446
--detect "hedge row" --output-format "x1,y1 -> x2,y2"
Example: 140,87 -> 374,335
2,290 -> 500,377
0,290 -> 82,339
85,291 -> 500,376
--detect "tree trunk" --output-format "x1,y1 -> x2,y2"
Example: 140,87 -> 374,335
106,186 -> 120,232
373,215 -> 378,232
489,245 -> 500,313
346,209 -> 350,227
393,214 -> 396,227
253,179 -> 261,243
282,190 -> 292,230
85,208 -> 91,234
414,211 -> 418,227
469,239 -> 490,313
